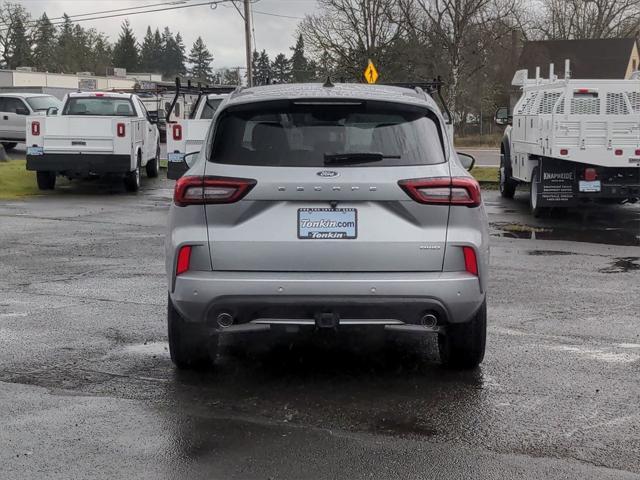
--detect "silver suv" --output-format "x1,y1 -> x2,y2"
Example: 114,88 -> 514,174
165,83 -> 489,370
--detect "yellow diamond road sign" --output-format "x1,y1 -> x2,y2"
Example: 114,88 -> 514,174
364,60 -> 378,84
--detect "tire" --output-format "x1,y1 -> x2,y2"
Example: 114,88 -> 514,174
499,148 -> 517,199
36,171 -> 56,190
438,300 -> 486,369
167,294 -> 216,370
124,160 -> 141,192
145,145 -> 160,178
2,142 -> 17,151
529,168 -> 547,217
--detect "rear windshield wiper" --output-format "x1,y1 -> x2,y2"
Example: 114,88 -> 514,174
324,152 -> 400,165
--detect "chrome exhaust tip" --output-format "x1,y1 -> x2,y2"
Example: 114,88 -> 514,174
420,313 -> 438,328
216,312 -> 234,328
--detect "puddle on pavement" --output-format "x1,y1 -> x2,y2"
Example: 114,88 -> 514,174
528,250 -> 578,256
368,413 -> 438,437
491,222 -> 640,247
599,257 -> 640,273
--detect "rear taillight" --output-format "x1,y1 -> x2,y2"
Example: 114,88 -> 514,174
31,121 -> 40,136
584,168 -> 598,181
174,176 -> 257,207
398,177 -> 481,207
173,124 -> 182,141
560,148 -> 569,156
176,245 -> 192,276
462,246 -> 478,276
636,149 -> 640,156
117,123 -> 125,137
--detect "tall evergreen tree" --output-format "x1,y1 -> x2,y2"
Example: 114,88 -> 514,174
254,50 -> 271,85
7,14 -> 32,69
221,68 -> 240,85
112,20 -> 139,71
160,27 -> 186,78
188,36 -> 213,81
55,14 -> 76,73
32,13 -> 57,72
289,34 -> 313,82
139,27 -> 156,72
174,33 -> 187,76
271,53 -> 291,83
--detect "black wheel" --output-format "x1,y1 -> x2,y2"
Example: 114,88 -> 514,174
145,145 -> 160,178
438,300 -> 486,369
2,142 -> 17,151
499,148 -> 517,199
529,168 -> 547,217
124,161 -> 141,192
167,294 -> 216,370
36,171 -> 56,190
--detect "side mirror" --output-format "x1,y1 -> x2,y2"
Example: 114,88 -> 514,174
16,107 -> 30,115
457,152 -> 475,171
167,151 -> 200,180
46,107 -> 58,116
494,106 -> 510,126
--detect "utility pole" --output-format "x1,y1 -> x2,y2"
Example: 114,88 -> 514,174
244,0 -> 253,87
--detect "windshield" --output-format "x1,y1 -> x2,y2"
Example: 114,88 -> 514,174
200,98 -> 224,119
211,101 -> 446,167
62,97 -> 136,116
26,96 -> 60,111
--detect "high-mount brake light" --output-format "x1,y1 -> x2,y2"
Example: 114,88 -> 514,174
398,177 -> 481,207
94,93 -> 104,97
173,124 -> 182,141
174,176 -> 257,206
462,246 -> 478,276
31,121 -> 40,136
116,123 -> 126,137
176,245 -> 192,276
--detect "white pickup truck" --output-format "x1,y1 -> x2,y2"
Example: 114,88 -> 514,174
26,92 -> 160,192
496,63 -> 640,215
166,92 -> 228,179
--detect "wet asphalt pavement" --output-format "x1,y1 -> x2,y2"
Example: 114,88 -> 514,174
0,175 -> 639,479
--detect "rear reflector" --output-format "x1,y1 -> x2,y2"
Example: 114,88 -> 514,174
173,124 -> 182,141
176,245 -> 192,276
398,177 -> 481,207
636,149 -> 640,156
31,121 -> 40,136
584,168 -> 597,181
614,149 -> 623,156
462,246 -> 478,276
116,122 -> 125,137
174,176 -> 257,206
560,149 -> 568,156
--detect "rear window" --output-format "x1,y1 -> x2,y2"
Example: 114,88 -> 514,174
200,98 -> 224,119
26,96 -> 60,111
63,97 -> 136,116
210,100 -> 446,167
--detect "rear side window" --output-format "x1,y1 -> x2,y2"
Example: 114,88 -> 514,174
63,97 -> 136,116
200,98 -> 224,119
210,100 -> 446,167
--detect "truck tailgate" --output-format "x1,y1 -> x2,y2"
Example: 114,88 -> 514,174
36,117 -> 133,154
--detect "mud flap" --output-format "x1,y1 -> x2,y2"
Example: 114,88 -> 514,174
536,158 -> 578,207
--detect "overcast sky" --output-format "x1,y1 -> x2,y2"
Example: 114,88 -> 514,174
20,0 -> 319,69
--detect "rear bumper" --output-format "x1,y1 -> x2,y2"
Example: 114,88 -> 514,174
171,271 -> 485,328
26,153 -> 132,174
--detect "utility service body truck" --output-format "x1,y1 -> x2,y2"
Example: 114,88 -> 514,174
167,92 -> 230,180
498,63 -> 640,215
26,91 -> 160,192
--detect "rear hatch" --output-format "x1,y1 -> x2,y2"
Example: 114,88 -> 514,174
202,98 -> 452,272
42,117 -> 119,154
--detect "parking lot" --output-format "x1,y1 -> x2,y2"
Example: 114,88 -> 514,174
0,176 -> 638,479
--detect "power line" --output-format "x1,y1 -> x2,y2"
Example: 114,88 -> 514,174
252,10 -> 304,20
0,1 -> 188,27
0,0 -> 240,33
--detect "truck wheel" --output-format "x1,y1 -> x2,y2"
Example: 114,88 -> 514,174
145,145 -> 160,178
499,152 -> 517,199
36,171 -> 56,190
438,300 -> 486,370
124,165 -> 141,192
2,142 -> 17,151
529,168 -> 547,217
167,294 -> 216,370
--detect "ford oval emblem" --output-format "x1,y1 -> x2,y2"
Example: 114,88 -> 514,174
317,170 -> 339,178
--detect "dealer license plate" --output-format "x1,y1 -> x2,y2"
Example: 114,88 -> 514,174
298,208 -> 357,239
